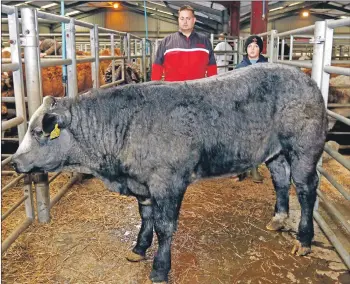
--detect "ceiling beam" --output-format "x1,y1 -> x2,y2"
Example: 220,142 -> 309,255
51,7 -> 107,30
314,2 -> 350,14
170,1 -> 222,17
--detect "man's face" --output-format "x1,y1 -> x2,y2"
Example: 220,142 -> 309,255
247,42 -> 260,59
178,10 -> 196,33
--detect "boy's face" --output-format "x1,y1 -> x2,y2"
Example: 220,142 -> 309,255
178,10 -> 196,33
247,42 -> 260,59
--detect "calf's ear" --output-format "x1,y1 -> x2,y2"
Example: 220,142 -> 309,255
42,110 -> 71,135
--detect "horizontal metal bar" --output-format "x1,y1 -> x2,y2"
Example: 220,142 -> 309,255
313,211 -> 350,270
328,104 -> 350,108
100,79 -> 125,89
328,132 -> 350,135
1,156 -> 12,168
37,10 -> 70,24
1,195 -> 28,221
324,65 -> 350,76
2,116 -> 24,131
1,154 -> 12,158
277,25 -> 315,37
74,19 -> 94,29
1,4 -> 15,14
317,189 -> 350,233
317,166 -> 350,200
2,138 -> 20,142
276,59 -> 313,69
324,144 -> 350,171
76,57 -> 95,63
327,110 -> 350,127
327,18 -> 350,29
97,26 -> 127,35
1,97 -> 28,103
1,171 -> 16,175
129,34 -> 142,40
99,55 -> 124,61
50,175 -> 80,208
1,217 -> 33,254
1,174 -> 26,195
48,172 -> 61,184
40,59 -> 72,68
1,63 -> 19,72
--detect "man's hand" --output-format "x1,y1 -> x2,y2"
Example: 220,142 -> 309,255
40,53 -> 46,58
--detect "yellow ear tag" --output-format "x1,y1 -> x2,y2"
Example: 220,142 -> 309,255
50,124 -> 61,140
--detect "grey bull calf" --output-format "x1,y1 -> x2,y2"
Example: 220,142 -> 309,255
12,64 -> 327,283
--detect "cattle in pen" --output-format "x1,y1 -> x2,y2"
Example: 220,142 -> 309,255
11,64 -> 328,284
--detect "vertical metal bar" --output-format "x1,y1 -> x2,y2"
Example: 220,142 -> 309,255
234,39 -> 238,65
276,36 -> 280,60
134,39 -> 137,57
148,40 -> 153,77
289,35 -> 293,61
127,33 -> 131,63
33,173 -> 50,223
34,9 -> 43,99
90,24 -> 100,88
268,31 -> 276,63
8,7 -> 27,142
21,8 -> 42,117
23,174 -> 34,219
281,38 -> 285,61
210,33 -> 214,47
61,0 -> 67,96
111,34 -> 115,83
320,20 -> 333,107
21,7 -> 50,223
142,38 -> 146,82
66,18 -> 78,98
311,21 -> 326,90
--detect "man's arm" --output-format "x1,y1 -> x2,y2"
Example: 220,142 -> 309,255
43,41 -> 56,56
206,38 -> 217,77
151,39 -> 165,81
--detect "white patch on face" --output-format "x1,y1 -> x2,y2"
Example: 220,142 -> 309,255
16,130 -> 34,155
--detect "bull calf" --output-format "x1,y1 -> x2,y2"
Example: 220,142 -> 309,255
12,64 -> 328,283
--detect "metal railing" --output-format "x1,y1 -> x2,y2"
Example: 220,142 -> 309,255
1,3 -> 152,253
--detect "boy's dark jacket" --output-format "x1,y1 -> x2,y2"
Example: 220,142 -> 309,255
235,54 -> 268,69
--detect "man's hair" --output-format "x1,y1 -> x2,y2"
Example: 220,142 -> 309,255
178,5 -> 195,16
219,33 -> 228,37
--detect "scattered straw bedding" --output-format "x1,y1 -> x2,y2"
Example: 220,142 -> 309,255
1,157 -> 349,284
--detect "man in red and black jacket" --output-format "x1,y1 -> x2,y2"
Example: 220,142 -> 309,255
151,5 -> 217,81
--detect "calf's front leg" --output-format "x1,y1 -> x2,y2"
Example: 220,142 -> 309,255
127,197 -> 154,262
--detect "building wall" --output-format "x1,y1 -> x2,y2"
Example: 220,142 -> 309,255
105,10 -> 178,38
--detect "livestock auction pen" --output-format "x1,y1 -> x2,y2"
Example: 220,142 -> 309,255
2,2 -> 350,284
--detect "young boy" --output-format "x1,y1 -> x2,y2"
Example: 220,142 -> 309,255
236,35 -> 268,182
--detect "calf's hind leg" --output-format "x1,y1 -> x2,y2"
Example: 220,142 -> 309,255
266,153 -> 291,231
126,197 -> 154,262
290,155 -> 318,256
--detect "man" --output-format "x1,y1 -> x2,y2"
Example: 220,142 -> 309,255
39,38 -> 62,58
151,5 -> 217,81
214,32 -> 233,74
236,35 -> 268,183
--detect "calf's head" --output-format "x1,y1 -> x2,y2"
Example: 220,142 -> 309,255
12,96 -> 72,173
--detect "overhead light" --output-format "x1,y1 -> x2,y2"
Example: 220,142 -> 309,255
269,7 -> 283,12
289,2 -> 302,7
66,10 -> 81,16
158,10 -> 173,15
40,3 -> 58,9
302,11 -> 309,17
148,1 -> 166,7
340,16 -> 348,19
113,2 -> 119,9
14,1 -> 32,6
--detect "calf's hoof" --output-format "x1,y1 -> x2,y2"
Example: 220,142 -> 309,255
126,250 -> 145,262
149,269 -> 168,284
291,240 -> 311,256
266,213 -> 288,231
